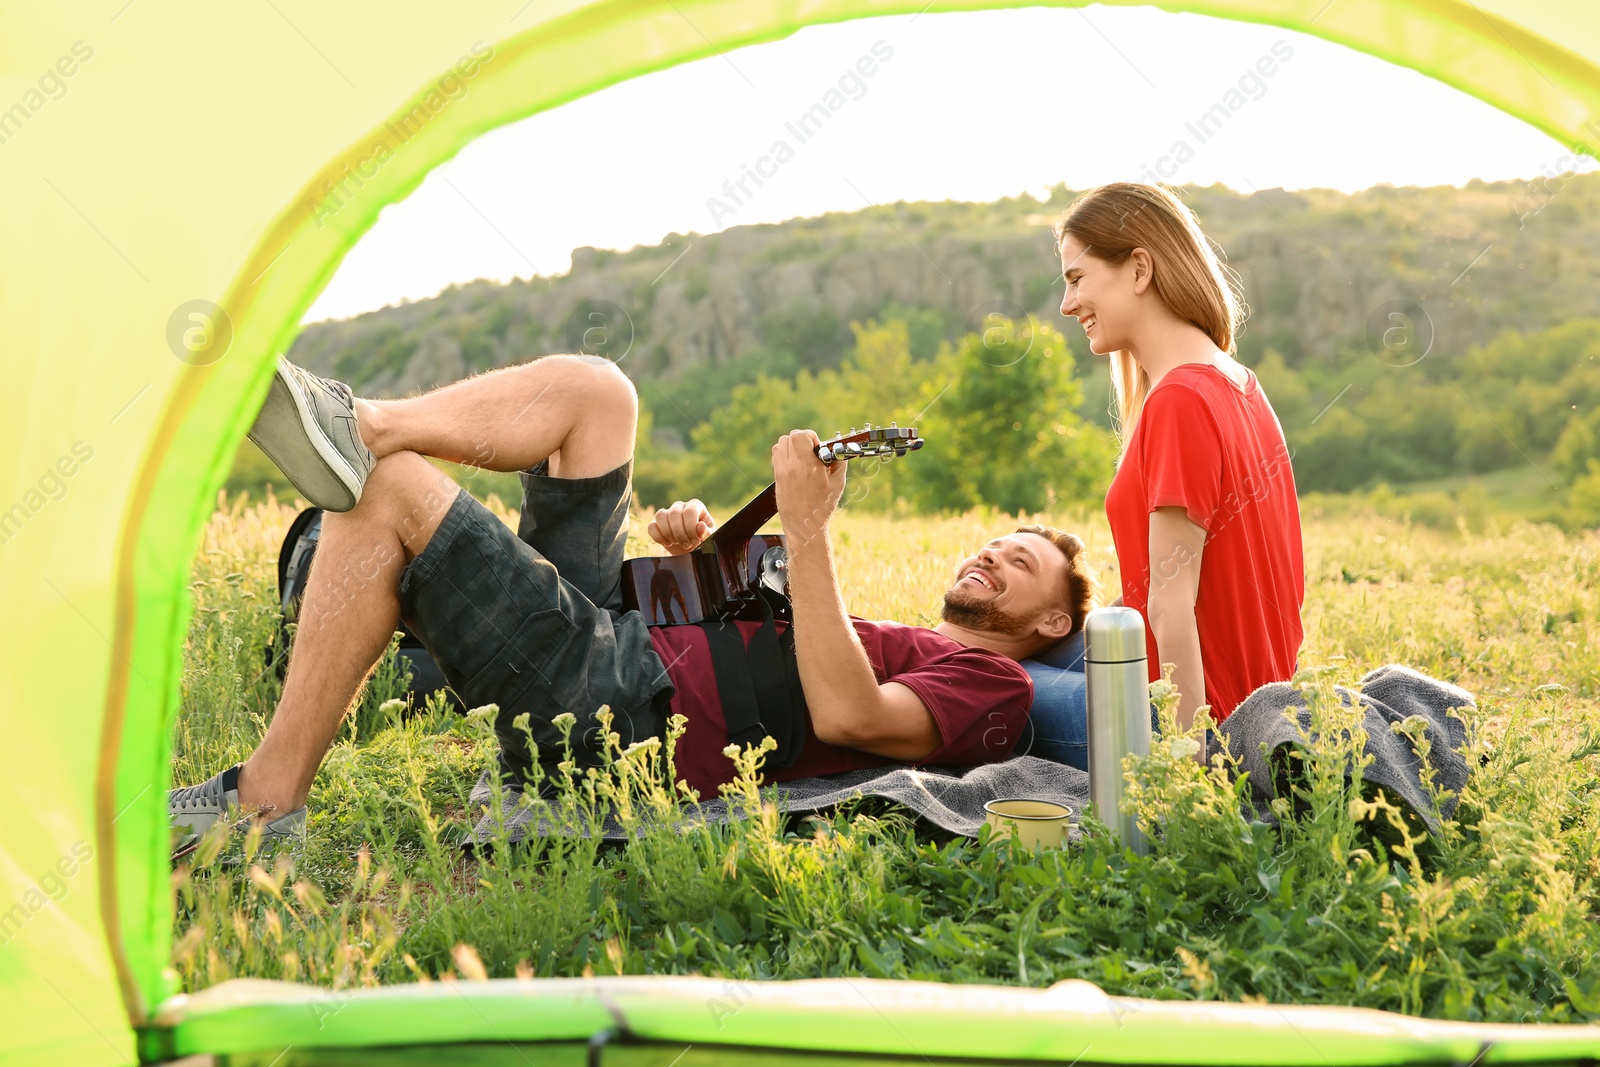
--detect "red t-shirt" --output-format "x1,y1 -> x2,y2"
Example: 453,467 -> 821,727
1104,363 -> 1304,721
648,619 -> 1034,799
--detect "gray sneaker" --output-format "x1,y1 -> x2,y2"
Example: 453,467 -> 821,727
169,764 -> 307,862
248,356 -> 376,513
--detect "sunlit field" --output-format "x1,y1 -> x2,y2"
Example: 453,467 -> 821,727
171,491 -> 1600,1022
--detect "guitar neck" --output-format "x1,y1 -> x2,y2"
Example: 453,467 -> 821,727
620,425 -> 920,624
709,482 -> 777,550
702,424 -> 922,556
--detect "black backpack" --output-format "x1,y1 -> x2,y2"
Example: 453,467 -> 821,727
274,507 -> 460,710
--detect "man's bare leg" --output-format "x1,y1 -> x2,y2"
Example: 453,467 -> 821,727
235,357 -> 638,814
236,453 -> 456,814
355,355 -> 638,480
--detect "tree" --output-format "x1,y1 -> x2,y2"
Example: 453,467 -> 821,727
631,405 -> 698,511
1564,459 -> 1600,529
689,319 -> 940,511
819,320 -> 937,513
1553,407 -> 1600,485
903,316 -> 1116,514
690,373 -> 823,506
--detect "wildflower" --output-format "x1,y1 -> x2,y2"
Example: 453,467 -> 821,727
551,712 -> 578,731
466,704 -> 500,727
1168,736 -> 1201,760
623,737 -> 661,759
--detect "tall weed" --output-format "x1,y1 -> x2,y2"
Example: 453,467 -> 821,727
169,501 -> 1600,1022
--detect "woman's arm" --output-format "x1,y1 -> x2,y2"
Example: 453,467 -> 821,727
1147,506 -> 1208,761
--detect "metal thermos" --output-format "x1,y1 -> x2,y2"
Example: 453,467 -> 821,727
1085,606 -> 1152,855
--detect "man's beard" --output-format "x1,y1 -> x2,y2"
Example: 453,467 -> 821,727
941,585 -> 1036,637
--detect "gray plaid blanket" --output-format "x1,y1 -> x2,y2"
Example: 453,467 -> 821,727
468,664 -> 1473,845
1215,664 -> 1473,834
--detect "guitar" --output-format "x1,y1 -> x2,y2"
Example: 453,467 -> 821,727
622,425 -> 924,626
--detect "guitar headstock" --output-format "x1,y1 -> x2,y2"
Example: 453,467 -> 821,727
814,423 -> 925,464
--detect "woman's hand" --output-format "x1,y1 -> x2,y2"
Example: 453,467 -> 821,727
648,499 -> 716,555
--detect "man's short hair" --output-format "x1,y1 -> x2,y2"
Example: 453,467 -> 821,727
1017,524 -> 1101,636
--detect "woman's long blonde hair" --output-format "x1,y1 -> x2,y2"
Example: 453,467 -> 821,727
1053,183 -> 1246,453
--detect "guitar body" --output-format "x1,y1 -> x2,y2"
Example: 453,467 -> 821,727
621,532 -> 787,626
620,425 -> 922,627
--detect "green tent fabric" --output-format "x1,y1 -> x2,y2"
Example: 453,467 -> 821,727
2,2 -> 1598,1064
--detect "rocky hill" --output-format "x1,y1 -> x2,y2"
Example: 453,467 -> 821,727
290,176 -> 1600,398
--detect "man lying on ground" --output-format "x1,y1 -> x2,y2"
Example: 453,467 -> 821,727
169,355 -> 1100,855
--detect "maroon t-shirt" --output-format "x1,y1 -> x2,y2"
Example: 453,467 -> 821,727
648,619 -> 1034,799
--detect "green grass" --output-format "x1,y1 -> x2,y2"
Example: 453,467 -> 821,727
171,493 -> 1600,1023
1399,461 -> 1560,516
1300,458 -> 1575,532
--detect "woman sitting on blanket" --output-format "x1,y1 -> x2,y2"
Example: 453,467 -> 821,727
1022,183 -> 1306,768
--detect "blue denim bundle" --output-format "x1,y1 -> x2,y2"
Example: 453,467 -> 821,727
1016,630 -> 1091,770
1017,631 -> 1216,769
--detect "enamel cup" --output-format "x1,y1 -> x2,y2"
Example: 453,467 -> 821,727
982,798 -> 1072,848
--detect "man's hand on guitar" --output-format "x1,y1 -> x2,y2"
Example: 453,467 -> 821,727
648,499 -> 717,555
772,429 -> 846,551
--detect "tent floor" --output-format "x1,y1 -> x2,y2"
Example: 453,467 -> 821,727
161,1043 -> 1600,1067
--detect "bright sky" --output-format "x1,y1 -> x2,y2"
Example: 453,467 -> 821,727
304,6 -> 1590,324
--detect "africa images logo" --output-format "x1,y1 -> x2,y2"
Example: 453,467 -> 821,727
0,40 -> 94,149
706,41 -> 895,226
305,41 -> 495,228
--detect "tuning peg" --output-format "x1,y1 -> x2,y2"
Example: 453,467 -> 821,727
894,446 -> 906,457
910,438 -> 924,450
